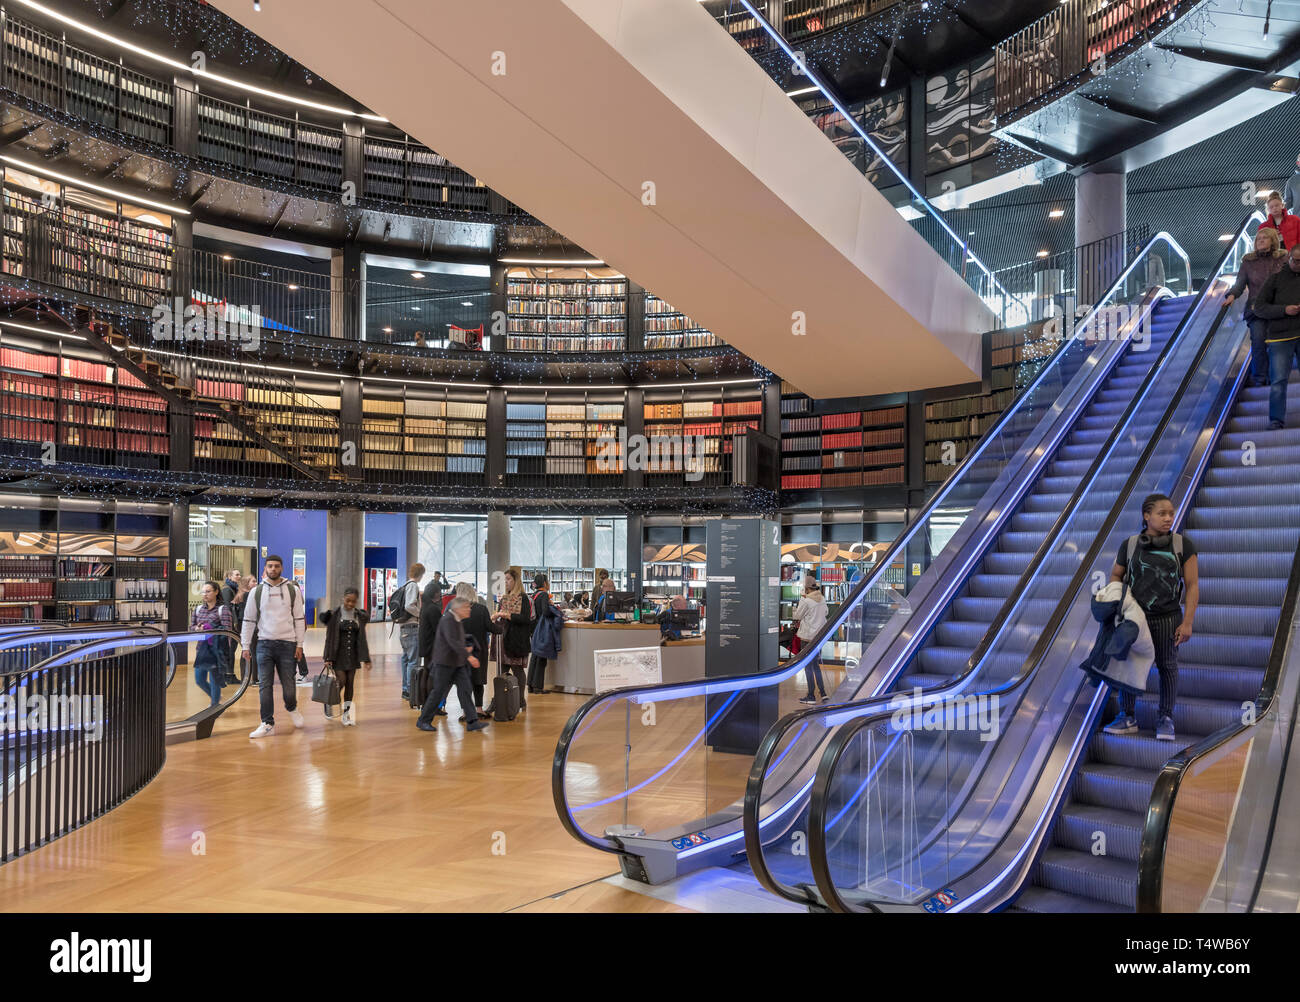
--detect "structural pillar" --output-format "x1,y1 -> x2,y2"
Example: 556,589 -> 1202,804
579,516 -> 595,567
331,243 -> 364,341
486,510 -> 511,599
326,508 -> 365,610
1075,169 -> 1127,305
406,512 -> 419,575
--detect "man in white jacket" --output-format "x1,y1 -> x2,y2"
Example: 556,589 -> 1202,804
240,554 -> 307,738
794,575 -> 829,704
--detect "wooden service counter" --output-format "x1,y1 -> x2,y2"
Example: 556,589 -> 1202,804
549,622 -> 705,695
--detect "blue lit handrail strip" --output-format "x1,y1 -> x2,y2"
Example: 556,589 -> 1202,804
552,232 -> 1189,858
802,219 -> 1256,911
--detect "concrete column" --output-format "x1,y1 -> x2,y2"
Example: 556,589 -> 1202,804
1076,169 -> 1127,305
331,244 -> 364,341
486,510 -> 511,599
326,508 -> 365,608
169,502 -> 190,664
579,516 -> 595,567
406,513 -> 419,575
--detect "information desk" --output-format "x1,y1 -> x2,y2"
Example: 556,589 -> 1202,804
548,622 -> 705,695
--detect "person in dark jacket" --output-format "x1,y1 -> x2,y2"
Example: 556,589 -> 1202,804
320,587 -> 371,726
527,573 -> 558,694
486,566 -> 530,715
1225,227 -> 1287,387
415,597 -> 489,733
452,581 -> 492,720
1249,241 -> 1300,428
417,578 -> 446,717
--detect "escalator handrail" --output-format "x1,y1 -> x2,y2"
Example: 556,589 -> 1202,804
0,625 -> 159,673
163,628 -> 253,734
553,232 -> 1191,853
14,627 -> 167,678
805,215 -> 1256,912
742,285 -> 1176,902
1136,534 -> 1300,912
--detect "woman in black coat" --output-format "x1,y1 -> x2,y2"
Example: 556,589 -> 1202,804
452,582 -> 492,719
319,587 -> 371,726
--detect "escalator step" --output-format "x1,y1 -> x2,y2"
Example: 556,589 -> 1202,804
1055,803 -> 1145,862
1011,885 -> 1128,914
1090,732 -> 1198,771
1074,763 -> 1159,813
1036,848 -> 1136,908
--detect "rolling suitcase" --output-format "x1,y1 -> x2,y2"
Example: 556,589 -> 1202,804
409,665 -> 432,710
493,666 -> 520,722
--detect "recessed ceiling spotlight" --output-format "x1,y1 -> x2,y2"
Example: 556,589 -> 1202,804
460,301 -> 473,306
221,254 -> 233,261
411,272 -> 424,279
1049,208 -> 1066,218
1036,250 -> 1050,258
1218,234 -> 1234,241
287,283 -> 299,291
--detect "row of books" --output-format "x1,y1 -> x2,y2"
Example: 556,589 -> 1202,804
505,335 -> 629,352
782,467 -> 905,490
644,333 -> 720,349
56,579 -> 114,601
0,582 -> 54,600
926,414 -> 997,441
783,448 -> 905,470
0,557 -> 55,577
925,390 -> 1015,421
507,458 -> 626,475
507,281 -> 627,298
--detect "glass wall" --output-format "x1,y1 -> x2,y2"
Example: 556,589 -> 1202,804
187,506 -> 258,604
510,516 -> 626,574
417,514 -> 488,594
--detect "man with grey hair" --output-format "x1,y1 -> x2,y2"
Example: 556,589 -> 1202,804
415,596 -> 489,733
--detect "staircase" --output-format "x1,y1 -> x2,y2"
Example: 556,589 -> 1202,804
76,308 -> 340,482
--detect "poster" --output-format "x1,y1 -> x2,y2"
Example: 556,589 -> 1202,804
292,548 -> 306,591
593,646 -> 662,694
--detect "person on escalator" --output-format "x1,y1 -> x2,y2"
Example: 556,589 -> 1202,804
795,578 -> 830,704
1260,192 -> 1300,251
1101,494 -> 1199,743
1247,242 -> 1300,428
1224,226 -> 1286,388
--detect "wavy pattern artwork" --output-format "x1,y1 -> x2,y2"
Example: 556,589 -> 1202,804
926,52 -> 997,174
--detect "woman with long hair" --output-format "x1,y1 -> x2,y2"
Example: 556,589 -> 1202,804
1226,225 -> 1287,387
487,565 -> 529,714
191,580 -> 232,707
320,586 -> 371,726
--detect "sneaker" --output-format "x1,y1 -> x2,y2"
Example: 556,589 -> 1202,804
401,690 -> 409,701
1271,420 -> 1285,430
1155,715 -> 1176,741
289,710 -> 305,728
249,722 -> 274,739
296,675 -> 312,687
798,696 -> 816,705
820,694 -> 831,703
467,720 -> 490,732
434,708 -> 448,717
416,720 -> 436,732
1102,713 -> 1138,735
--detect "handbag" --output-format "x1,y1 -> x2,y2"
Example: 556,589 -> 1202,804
312,667 -> 341,709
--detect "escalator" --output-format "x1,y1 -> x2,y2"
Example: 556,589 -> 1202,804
1016,369 -> 1300,911
552,233 -> 1203,893
795,214 -> 1282,913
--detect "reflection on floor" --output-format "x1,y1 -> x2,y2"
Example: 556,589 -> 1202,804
7,623 -> 821,913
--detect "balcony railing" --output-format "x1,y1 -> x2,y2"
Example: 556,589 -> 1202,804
995,0 -> 1180,121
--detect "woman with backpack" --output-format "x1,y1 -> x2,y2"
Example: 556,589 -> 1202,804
486,565 -> 530,715
320,586 -> 371,726
191,581 -> 233,708
1102,493 -> 1199,742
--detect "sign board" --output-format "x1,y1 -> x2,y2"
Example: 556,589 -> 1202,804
292,548 -> 307,591
174,558 -> 185,573
593,646 -> 663,694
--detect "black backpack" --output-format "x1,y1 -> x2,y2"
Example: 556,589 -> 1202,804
1123,533 -> 1186,612
389,580 -> 416,623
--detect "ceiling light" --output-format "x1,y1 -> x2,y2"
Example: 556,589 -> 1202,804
1219,234 -> 1234,241
221,254 -> 233,261
411,272 -> 424,279
287,283 -> 299,291
304,314 -> 314,319
7,0 -> 384,121
411,306 -> 421,311
785,85 -> 818,97
382,326 -> 393,333
0,155 -> 189,215
540,519 -> 572,526
460,301 -> 474,306
1049,209 -> 1066,219
1036,250 -> 1050,258
498,257 -> 607,266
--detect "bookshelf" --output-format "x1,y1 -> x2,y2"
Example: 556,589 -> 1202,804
520,567 -> 624,600
505,392 -> 626,485
642,387 -> 763,486
643,293 -> 720,350
0,499 -> 169,624
780,394 -> 906,491
362,387 -> 486,484
506,266 -> 627,352
1,166 -> 174,309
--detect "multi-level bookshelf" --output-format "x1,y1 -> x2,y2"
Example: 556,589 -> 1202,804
505,393 -> 626,484
520,567 -> 622,600
362,387 -> 487,483
642,388 -> 763,486
1,166 -> 174,308
0,340 -> 169,470
506,266 -> 627,352
643,294 -> 720,351
780,394 -> 906,491
640,531 -> 708,610
0,499 -> 169,624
